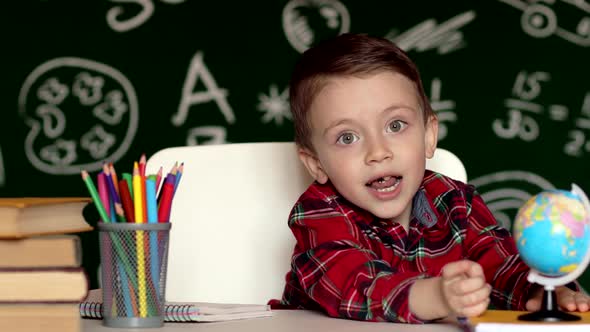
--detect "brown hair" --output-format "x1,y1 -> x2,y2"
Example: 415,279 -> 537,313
289,32 -> 434,151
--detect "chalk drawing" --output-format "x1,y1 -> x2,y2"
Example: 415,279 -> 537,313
172,51 -> 235,127
499,0 -> 590,46
18,57 -> 138,175
80,125 -> 117,159
72,72 -> 105,106
186,126 -> 228,146
106,0 -> 186,32
564,92 -> 590,156
107,0 -> 154,32
39,138 -> 77,167
386,11 -> 475,54
35,104 -> 66,139
257,84 -> 291,125
37,78 -> 68,105
93,90 -> 129,125
492,71 -> 551,142
429,78 -> 457,141
470,171 -> 555,229
283,0 -> 350,53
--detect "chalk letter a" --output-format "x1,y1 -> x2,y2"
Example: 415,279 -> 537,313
172,52 -> 235,126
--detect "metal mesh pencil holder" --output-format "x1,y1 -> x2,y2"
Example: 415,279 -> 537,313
98,222 -> 171,328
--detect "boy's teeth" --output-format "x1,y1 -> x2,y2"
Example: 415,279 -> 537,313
376,177 -> 400,192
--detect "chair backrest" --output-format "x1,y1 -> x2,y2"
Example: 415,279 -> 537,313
146,142 -> 466,304
426,147 -> 467,183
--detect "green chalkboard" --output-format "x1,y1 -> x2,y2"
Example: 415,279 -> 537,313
3,1 -> 590,292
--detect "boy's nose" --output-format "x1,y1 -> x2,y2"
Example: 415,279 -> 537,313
365,137 -> 393,164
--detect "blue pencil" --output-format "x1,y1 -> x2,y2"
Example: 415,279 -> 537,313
145,177 -> 161,308
117,261 -> 134,316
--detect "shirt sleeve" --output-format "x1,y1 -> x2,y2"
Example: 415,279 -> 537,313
287,196 -> 431,323
463,189 -> 538,310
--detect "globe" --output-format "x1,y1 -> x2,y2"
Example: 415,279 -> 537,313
513,184 -> 590,322
513,189 -> 590,277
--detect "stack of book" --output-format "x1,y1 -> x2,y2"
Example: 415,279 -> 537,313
0,197 -> 93,332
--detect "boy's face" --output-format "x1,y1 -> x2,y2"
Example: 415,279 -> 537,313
299,71 -> 438,225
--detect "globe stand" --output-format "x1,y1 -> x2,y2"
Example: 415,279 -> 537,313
518,287 -> 580,321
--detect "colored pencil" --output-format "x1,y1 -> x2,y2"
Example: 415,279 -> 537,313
132,162 -> 148,317
97,172 -> 112,222
141,174 -> 147,225
173,162 -> 183,195
145,176 -> 160,298
104,164 -> 121,204
132,163 -> 144,224
158,175 -> 175,223
123,173 -> 133,197
114,203 -> 127,223
139,153 -> 146,177
81,170 -> 110,222
145,177 -> 158,224
109,163 -> 120,196
118,179 -> 135,223
155,166 -> 163,194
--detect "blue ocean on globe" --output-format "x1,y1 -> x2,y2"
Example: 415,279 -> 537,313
513,189 -> 590,277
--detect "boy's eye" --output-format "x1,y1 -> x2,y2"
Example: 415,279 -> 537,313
336,132 -> 358,145
387,120 -> 407,133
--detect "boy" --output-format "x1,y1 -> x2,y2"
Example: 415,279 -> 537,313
277,33 -> 590,323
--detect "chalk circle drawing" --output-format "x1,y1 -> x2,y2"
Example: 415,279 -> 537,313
386,10 -> 476,55
106,0 -> 186,32
186,126 -> 228,146
18,57 -> 139,175
282,0 -> 350,53
469,170 -> 555,230
257,84 -> 291,126
499,0 -> 590,46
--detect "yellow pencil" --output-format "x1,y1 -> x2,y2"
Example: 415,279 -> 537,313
132,163 -> 144,224
133,162 -> 148,317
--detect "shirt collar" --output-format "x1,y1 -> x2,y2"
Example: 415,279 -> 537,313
411,187 -> 438,228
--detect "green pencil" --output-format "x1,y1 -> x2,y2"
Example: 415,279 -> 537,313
123,172 -> 133,196
81,170 -> 110,223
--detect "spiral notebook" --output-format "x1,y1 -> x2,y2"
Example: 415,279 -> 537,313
79,289 -> 273,322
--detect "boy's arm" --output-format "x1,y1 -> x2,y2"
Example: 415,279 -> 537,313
464,192 -> 537,310
408,277 -> 449,319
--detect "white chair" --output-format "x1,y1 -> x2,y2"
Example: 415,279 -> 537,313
145,142 -> 466,304
426,148 -> 467,183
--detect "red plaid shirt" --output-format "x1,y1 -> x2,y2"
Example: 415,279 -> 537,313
275,170 -> 538,323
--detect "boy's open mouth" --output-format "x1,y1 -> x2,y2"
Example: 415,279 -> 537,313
366,176 -> 402,192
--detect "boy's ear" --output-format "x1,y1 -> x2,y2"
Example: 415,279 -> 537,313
298,147 -> 329,184
425,115 -> 439,159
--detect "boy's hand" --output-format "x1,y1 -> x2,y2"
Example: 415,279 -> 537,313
526,286 -> 590,312
440,260 -> 491,317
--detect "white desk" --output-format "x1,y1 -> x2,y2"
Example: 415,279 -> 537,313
82,310 -> 463,332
